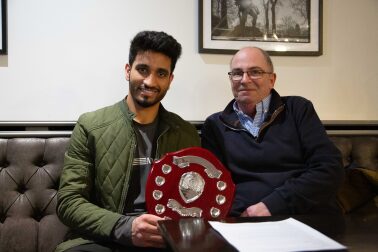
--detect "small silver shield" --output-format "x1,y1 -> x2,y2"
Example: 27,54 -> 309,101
179,172 -> 205,203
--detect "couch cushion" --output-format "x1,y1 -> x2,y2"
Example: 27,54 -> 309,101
358,168 -> 378,189
337,167 -> 376,213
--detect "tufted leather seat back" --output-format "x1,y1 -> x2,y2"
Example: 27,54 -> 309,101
0,138 -> 70,252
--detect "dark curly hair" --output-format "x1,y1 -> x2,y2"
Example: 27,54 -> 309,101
129,31 -> 182,73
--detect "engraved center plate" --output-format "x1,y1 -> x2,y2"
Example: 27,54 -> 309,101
145,147 -> 235,220
179,172 -> 205,203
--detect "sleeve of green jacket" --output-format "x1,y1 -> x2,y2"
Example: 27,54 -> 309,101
57,119 -> 122,240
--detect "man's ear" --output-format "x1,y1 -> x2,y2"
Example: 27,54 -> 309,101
167,73 -> 174,90
269,73 -> 277,89
125,64 -> 131,81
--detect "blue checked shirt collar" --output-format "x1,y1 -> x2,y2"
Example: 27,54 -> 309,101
233,94 -> 272,137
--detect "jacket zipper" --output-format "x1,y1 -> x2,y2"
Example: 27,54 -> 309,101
118,134 -> 136,213
222,104 -> 285,141
257,104 -> 285,141
154,126 -> 169,160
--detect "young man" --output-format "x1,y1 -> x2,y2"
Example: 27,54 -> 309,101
56,31 -> 200,252
202,47 -> 344,217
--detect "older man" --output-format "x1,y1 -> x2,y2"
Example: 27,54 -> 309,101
202,47 -> 344,217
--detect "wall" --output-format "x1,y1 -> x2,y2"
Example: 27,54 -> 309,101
0,0 -> 377,121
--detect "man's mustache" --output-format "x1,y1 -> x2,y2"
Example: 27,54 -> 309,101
139,84 -> 160,93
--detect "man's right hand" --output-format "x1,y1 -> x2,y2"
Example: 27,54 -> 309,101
131,214 -> 166,248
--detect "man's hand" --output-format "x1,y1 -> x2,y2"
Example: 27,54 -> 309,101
241,202 -> 272,217
131,214 -> 166,248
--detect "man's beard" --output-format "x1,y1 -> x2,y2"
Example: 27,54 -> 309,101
129,82 -> 168,108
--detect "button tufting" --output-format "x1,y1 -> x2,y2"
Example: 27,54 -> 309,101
52,182 -> 59,190
18,184 -> 27,194
34,212 -> 43,222
36,159 -> 47,167
0,160 -> 9,168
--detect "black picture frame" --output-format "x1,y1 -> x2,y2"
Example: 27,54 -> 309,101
199,0 -> 322,56
0,0 -> 7,55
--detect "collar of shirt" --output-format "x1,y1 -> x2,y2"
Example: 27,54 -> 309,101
233,94 -> 272,137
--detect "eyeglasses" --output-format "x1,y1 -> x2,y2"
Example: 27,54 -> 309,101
228,69 -> 273,81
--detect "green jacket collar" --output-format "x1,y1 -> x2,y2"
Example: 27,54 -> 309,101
117,98 -> 177,131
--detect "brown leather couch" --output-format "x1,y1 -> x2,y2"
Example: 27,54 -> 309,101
0,129 -> 377,252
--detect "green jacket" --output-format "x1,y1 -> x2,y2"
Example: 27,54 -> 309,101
55,100 -> 200,251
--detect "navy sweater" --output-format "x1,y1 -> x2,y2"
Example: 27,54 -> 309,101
202,90 -> 344,216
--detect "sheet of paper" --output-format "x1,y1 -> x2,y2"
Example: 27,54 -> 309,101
209,218 -> 346,252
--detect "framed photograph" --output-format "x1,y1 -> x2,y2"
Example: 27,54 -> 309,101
0,0 -> 7,55
199,0 -> 322,56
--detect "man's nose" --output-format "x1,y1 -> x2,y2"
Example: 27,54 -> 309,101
241,72 -> 253,83
144,73 -> 158,86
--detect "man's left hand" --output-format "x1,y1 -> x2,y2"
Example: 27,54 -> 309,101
240,202 -> 272,217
